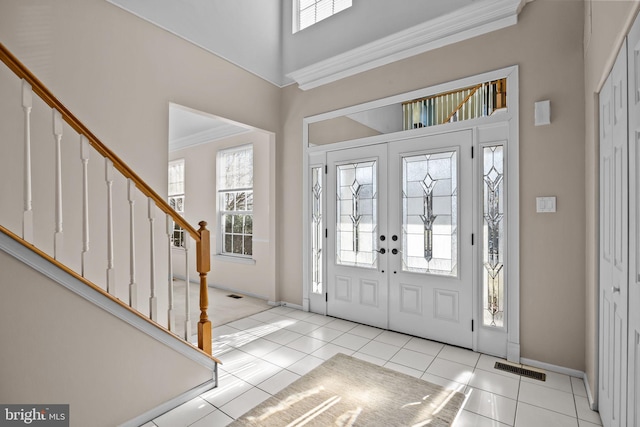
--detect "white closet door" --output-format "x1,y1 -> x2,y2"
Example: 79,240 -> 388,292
599,41 -> 628,427
628,15 -> 640,427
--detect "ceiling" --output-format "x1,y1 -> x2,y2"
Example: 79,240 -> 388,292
114,0 -> 531,148
169,104 -> 251,153
108,0 -> 530,89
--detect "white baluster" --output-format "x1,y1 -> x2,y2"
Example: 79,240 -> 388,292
184,237 -> 191,340
166,214 -> 175,332
80,136 -> 90,276
128,179 -> 137,308
148,198 -> 158,321
22,80 -> 33,243
53,109 -> 63,259
489,82 -> 494,114
105,158 -> 115,295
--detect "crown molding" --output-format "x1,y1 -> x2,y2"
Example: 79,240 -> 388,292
287,0 -> 527,90
169,126 -> 251,152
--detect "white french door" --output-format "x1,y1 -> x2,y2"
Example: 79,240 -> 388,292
388,131 -> 473,347
326,131 -> 473,346
326,144 -> 389,329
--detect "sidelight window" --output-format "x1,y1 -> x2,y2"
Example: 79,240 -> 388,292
482,145 -> 505,327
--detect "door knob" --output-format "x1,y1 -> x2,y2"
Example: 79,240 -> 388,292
380,235 -> 386,241
391,248 -> 399,255
392,235 -> 398,241
376,248 -> 386,254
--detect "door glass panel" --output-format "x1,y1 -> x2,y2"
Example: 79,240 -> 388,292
336,161 -> 378,268
482,145 -> 505,327
311,166 -> 323,294
402,151 -> 458,276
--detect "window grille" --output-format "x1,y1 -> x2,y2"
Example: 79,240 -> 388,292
218,145 -> 253,257
168,159 -> 185,248
296,0 -> 352,32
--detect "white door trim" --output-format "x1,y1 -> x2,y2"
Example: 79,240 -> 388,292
301,66 -> 519,359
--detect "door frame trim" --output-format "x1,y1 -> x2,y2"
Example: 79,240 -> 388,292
301,65 -> 520,360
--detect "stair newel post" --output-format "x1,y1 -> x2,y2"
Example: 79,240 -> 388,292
196,221 -> 212,355
105,158 -> 115,295
53,109 -> 64,259
80,136 -> 90,277
184,236 -> 191,340
166,214 -> 175,332
148,198 -> 158,321
128,179 -> 137,308
22,80 -> 33,243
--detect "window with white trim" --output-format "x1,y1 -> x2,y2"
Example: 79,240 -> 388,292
294,0 -> 352,32
168,159 -> 185,248
218,145 -> 253,257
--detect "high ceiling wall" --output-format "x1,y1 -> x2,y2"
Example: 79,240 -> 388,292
107,0 -> 508,87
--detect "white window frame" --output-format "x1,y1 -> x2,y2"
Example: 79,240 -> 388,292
168,158 -> 185,248
293,0 -> 352,33
217,144 -> 254,259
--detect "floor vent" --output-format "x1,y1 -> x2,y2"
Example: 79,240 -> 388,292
494,362 -> 546,381
227,294 -> 243,299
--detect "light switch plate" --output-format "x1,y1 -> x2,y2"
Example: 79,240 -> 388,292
536,196 -> 556,213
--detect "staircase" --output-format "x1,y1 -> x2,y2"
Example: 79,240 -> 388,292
402,78 -> 507,130
0,43 -> 220,426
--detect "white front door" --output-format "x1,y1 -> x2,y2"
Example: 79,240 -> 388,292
326,131 -> 473,346
388,131 -> 473,347
326,144 -> 389,329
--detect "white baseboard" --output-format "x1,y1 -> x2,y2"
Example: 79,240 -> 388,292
209,283 -> 269,302
520,357 -> 584,378
276,301 -> 304,311
119,379 -> 217,427
172,274 -> 271,302
583,373 -> 597,410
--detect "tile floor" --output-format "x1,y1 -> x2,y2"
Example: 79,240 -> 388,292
142,306 -> 602,427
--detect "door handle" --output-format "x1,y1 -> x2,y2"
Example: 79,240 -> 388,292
391,248 -> 399,255
376,248 -> 386,254
612,286 -> 620,294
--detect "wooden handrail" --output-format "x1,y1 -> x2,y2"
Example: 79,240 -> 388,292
0,43 -> 213,356
402,78 -> 506,107
0,43 -> 199,242
444,84 -> 482,124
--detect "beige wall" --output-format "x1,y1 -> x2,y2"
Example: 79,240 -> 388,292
169,130 -> 277,301
0,250 -> 213,427
279,0 -> 587,370
1,0 -> 628,382
583,0 -> 640,402
0,0 -> 280,324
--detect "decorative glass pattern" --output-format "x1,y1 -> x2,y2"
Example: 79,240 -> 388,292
311,167 -> 323,294
402,151 -> 457,275
482,145 -> 505,327
336,161 -> 377,268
